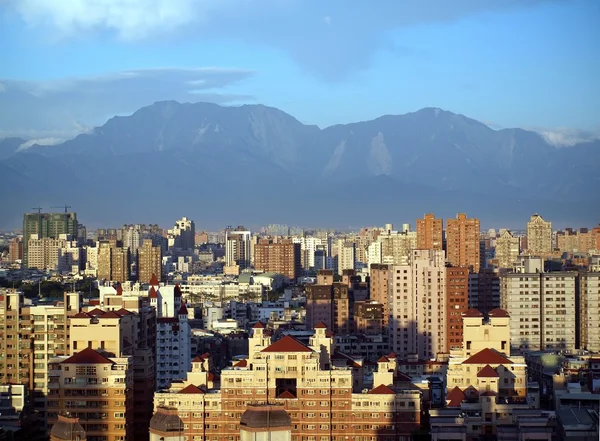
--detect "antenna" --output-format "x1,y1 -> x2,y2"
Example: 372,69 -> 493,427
31,207 -> 43,214
51,205 -> 72,213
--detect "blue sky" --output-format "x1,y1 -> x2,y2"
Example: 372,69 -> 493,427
0,0 -> 598,143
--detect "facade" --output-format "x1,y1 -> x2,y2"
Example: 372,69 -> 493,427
152,324 -> 422,441
305,283 -> 351,335
416,213 -> 443,250
7,237 -> 23,263
353,300 -> 384,335
526,214 -> 553,255
23,211 -> 78,268
579,271 -> 600,352
336,240 -> 355,275
27,234 -> 69,271
446,213 -> 481,273
167,217 -> 195,251
494,230 -> 520,268
225,229 -> 252,270
389,249 -> 448,360
138,239 -> 162,284
468,269 -> 500,314
500,270 -> 577,353
47,348 -> 135,441
446,266 -> 469,351
98,241 -> 131,282
370,264 -> 391,327
254,239 -> 301,280
376,229 -> 416,265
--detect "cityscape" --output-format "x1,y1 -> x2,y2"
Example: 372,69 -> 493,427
0,211 -> 599,441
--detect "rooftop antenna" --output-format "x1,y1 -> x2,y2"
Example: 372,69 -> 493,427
31,207 -> 43,214
51,205 -> 72,213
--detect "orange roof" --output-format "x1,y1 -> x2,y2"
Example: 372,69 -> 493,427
261,335 -> 313,353
462,309 -> 484,318
233,359 -> 248,368
463,348 -> 513,365
326,330 -> 334,338
477,364 -> 499,378
446,386 -> 466,407
368,384 -> 395,395
192,356 -> 205,363
87,308 -> 104,316
488,308 -> 510,318
149,286 -> 158,299
63,348 -> 114,365
386,352 -> 397,359
252,321 -> 265,329
115,283 -> 123,296
278,390 -> 296,399
377,356 -> 390,363
178,384 -> 205,394
149,273 -> 159,286
314,321 -> 328,329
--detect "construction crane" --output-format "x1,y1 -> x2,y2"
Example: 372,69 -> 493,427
51,205 -> 72,213
31,207 -> 43,213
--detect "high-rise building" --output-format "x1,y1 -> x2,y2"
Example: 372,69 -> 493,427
446,213 -> 481,273
500,262 -> 577,352
27,234 -> 69,271
468,269 -> 500,314
98,241 -> 130,282
7,237 -> 23,263
389,249 -> 448,360
336,240 -> 355,275
168,217 -> 195,250
495,230 -> 520,268
370,263 -> 391,327
377,228 -> 416,265
47,349 -> 135,441
254,238 -> 301,280
446,266 -> 469,351
23,211 -> 78,267
526,214 -> 552,255
305,282 -> 351,335
416,213 -> 443,250
138,239 -> 162,284
579,271 -> 600,352
225,228 -> 251,270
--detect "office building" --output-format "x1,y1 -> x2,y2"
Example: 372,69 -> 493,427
254,239 -> 301,280
416,213 -> 443,250
495,230 -> 520,268
446,213 -> 481,273
138,239 -> 162,284
23,211 -> 78,268
526,214 -> 553,255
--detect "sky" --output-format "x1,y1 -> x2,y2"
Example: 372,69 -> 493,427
0,0 -> 599,145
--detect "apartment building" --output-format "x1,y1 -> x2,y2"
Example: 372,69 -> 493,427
152,324 -> 422,441
47,349 -> 134,441
446,213 -> 481,273
225,228 -> 252,271
336,240 -> 355,275
8,236 -> 23,263
254,238 -> 301,280
579,271 -> 600,352
370,264 -> 392,327
468,269 -> 500,314
138,239 -> 162,284
500,266 -> 577,353
305,283 -> 351,335
376,228 -> 416,265
494,230 -> 520,269
23,211 -> 78,268
167,217 -> 195,251
526,214 -> 553,255
416,213 -> 443,250
388,249 -> 448,360
446,266 -> 469,351
98,241 -> 131,283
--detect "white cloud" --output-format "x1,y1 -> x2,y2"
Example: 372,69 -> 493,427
537,128 -> 600,148
17,137 -> 64,152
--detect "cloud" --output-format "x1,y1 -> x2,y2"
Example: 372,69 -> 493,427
537,128 -> 600,148
0,67 -> 255,139
5,0 -> 557,80
17,137 -> 64,152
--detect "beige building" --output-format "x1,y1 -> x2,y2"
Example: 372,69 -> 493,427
27,234 -> 69,271
389,249 -> 448,360
336,239 -> 355,275
152,324 -> 423,441
500,269 -> 577,353
526,214 -> 553,255
47,348 -> 135,441
138,239 -> 162,284
494,229 -> 520,269
446,213 -> 481,273
376,229 -> 416,265
98,241 -> 130,282
579,271 -> 600,352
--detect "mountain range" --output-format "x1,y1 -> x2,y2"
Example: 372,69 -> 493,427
1,101 -> 598,230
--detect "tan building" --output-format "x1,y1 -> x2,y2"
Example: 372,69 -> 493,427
98,241 -> 130,282
446,266 -> 469,351
353,300 -> 384,335
254,239 -> 301,280
152,324 -> 422,441
494,230 -> 520,268
579,271 -> 600,352
8,236 -> 23,263
526,214 -> 553,255
47,348 -> 134,441
369,264 -> 391,327
305,284 -> 351,335
27,234 -> 69,270
500,269 -> 577,353
416,213 -> 443,250
138,239 -> 162,284
446,213 -> 481,273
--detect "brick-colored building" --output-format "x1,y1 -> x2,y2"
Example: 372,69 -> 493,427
305,283 -> 351,335
446,213 -> 481,273
153,324 -> 422,441
416,213 -> 443,250
446,266 -> 469,351
370,264 -> 391,327
254,238 -> 301,280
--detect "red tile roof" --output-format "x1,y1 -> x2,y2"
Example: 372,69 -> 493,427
462,309 -> 484,318
89,299 -> 100,306
395,371 -> 413,382
178,303 -> 188,316
233,359 -> 247,368
149,286 -> 158,299
178,384 -> 205,394
63,348 -> 114,365
326,330 -> 334,338
481,390 -> 498,396
192,356 -> 205,363
368,384 -> 395,395
277,390 -> 296,399
377,356 -> 390,363
446,386 -> 466,407
477,365 -> 500,378
314,321 -> 328,329
115,283 -> 123,296
174,284 -> 182,298
386,352 -> 397,359
201,352 -> 210,359
488,308 -> 510,318
115,308 -> 133,316
149,273 -> 159,286
99,311 -> 122,319
261,335 -> 313,353
252,321 -> 265,329
72,312 -> 92,319
463,348 -> 513,365
87,308 -> 105,316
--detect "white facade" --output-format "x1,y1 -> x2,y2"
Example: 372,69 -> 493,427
580,272 -> 600,352
168,217 -> 195,251
225,230 -> 251,268
367,241 -> 382,269
337,240 -> 355,275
